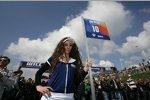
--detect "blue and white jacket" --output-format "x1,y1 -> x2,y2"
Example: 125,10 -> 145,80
35,57 -> 88,93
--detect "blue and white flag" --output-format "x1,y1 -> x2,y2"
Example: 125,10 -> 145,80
83,18 -> 110,40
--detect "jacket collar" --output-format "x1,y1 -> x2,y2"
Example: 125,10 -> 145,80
59,57 -> 76,63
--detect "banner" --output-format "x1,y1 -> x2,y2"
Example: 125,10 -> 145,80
83,18 -> 110,40
20,61 -> 44,69
91,67 -> 101,72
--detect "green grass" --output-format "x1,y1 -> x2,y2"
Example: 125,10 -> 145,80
121,71 -> 150,81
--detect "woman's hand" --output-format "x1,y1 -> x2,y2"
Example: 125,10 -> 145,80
84,59 -> 92,72
36,85 -> 53,96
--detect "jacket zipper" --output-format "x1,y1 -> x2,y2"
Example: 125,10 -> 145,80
64,64 -> 68,93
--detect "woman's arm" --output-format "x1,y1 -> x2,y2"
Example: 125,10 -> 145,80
83,59 -> 92,72
35,62 -> 50,85
35,62 -> 54,96
79,59 -> 92,83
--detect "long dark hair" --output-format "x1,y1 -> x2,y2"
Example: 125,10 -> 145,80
50,37 -> 83,79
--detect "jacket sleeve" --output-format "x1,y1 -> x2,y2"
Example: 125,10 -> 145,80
35,57 -> 52,85
79,69 -> 88,84
73,69 -> 88,94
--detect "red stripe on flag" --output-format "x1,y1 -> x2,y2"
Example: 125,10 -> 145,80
98,24 -> 109,36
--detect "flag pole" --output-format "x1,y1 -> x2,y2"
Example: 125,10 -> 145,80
81,17 -> 96,100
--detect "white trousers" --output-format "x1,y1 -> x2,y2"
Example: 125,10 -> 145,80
41,92 -> 74,100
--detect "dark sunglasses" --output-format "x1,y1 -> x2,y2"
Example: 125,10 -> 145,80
0,59 -> 7,62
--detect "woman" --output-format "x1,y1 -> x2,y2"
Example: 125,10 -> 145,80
35,37 -> 92,100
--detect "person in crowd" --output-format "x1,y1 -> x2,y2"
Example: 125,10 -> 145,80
109,74 -> 122,100
0,56 -> 10,77
13,70 -> 25,100
145,77 -> 150,100
126,74 -> 138,100
13,70 -> 23,89
95,75 -> 104,100
76,81 -> 85,100
0,56 -> 11,100
84,79 -> 91,100
119,78 -> 128,100
101,76 -> 110,100
35,37 -> 92,100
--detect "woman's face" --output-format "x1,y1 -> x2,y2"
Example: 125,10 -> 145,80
64,40 -> 73,54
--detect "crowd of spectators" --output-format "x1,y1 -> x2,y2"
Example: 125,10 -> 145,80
1,55 -> 150,100
77,74 -> 150,100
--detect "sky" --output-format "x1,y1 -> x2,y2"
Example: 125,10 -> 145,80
0,1 -> 150,79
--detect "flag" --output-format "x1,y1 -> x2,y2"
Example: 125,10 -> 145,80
83,18 -> 110,40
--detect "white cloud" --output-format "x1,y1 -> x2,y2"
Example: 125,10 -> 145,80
147,48 -> 150,60
6,38 -> 52,62
117,20 -> 150,55
82,1 -> 133,37
124,56 -> 142,67
118,51 -> 150,69
89,39 -> 118,57
4,1 -> 133,79
99,60 -> 114,67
